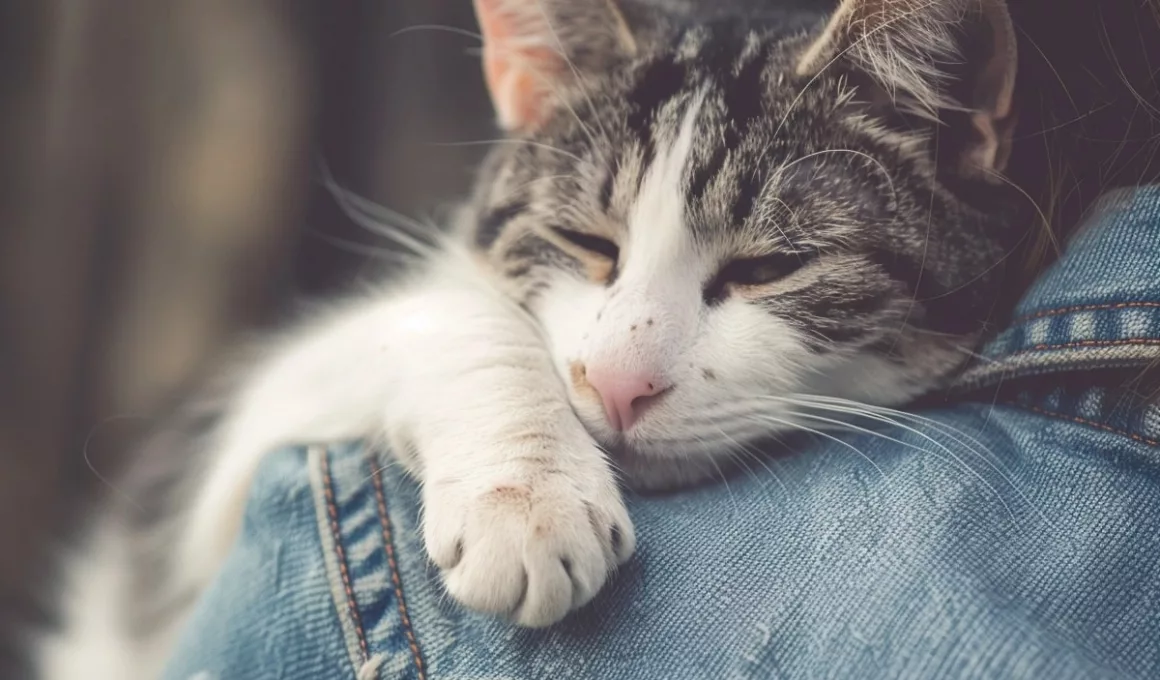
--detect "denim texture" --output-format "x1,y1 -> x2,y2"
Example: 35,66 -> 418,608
164,187 -> 1160,680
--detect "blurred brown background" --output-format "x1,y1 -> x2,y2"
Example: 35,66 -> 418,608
0,1 -> 493,673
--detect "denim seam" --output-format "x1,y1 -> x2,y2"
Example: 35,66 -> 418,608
1013,302 -> 1160,324
1011,404 -> 1160,448
367,450 -> 428,680
319,445 -> 372,667
1024,338 -> 1160,351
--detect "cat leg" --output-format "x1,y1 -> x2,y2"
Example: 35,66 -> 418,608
180,257 -> 634,628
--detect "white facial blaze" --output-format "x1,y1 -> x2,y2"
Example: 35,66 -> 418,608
582,97 -> 706,379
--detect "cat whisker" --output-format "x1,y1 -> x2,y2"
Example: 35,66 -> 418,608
767,196 -> 804,250
784,408 -> 1019,523
897,183 -> 934,355
728,448 -> 791,497
82,414 -> 149,511
980,168 -> 1057,254
430,138 -> 587,164
531,2 -> 617,160
389,24 -> 484,43
944,342 -> 1002,365
318,160 -> 436,235
503,174 -> 582,199
700,437 -> 742,520
359,454 -> 409,487
1013,104 -> 1112,141
639,428 -> 759,449
592,441 -> 631,485
320,164 -> 548,335
687,396 -> 1029,524
474,26 -> 613,163
736,411 -> 890,483
773,148 -> 900,214
714,423 -> 791,497
307,231 -> 420,264
319,165 -> 444,259
915,224 -> 1035,305
766,394 -> 1013,481
788,395 -> 996,456
332,190 -> 441,241
761,394 -> 1055,529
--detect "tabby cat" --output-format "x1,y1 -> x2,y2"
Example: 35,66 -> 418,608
37,0 -> 1041,676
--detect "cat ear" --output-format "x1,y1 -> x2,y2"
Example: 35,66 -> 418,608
797,0 -> 1018,179
474,0 -> 637,132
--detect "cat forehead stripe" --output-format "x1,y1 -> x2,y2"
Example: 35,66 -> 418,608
625,94 -> 704,275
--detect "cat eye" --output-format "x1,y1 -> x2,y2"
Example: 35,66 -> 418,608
720,252 -> 816,286
550,226 -> 620,261
705,252 -> 816,302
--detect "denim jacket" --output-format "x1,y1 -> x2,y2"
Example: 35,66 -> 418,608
163,187 -> 1160,680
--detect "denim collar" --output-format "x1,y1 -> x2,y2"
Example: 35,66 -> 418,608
956,185 -> 1160,391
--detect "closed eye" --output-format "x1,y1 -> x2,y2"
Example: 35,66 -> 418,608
550,226 -> 620,261
704,251 -> 817,302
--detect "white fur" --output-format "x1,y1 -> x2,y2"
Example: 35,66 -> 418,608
582,97 -> 705,378
35,248 -> 635,679
37,522 -> 135,680
36,520 -> 184,680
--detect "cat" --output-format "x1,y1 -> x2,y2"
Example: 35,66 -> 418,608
34,0 -> 1034,677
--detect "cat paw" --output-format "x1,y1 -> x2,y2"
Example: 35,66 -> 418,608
423,449 -> 635,627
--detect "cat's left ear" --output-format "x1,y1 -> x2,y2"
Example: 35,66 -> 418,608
797,0 -> 1018,180
474,0 -> 637,132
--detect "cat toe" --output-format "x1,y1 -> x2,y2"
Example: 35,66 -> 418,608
424,468 -> 634,627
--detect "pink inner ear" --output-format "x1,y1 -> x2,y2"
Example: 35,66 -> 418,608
475,0 -> 567,132
482,43 -> 562,131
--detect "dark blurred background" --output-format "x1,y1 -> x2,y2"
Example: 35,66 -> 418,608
0,1 -> 495,673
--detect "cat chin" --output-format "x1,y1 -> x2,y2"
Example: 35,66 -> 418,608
575,400 -> 780,491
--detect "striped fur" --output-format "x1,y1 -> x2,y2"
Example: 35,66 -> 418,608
468,1 -> 1027,478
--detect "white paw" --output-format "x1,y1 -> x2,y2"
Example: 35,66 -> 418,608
422,442 -> 635,628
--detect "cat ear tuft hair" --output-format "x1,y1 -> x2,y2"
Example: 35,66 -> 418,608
797,0 -> 1017,179
474,0 -> 638,132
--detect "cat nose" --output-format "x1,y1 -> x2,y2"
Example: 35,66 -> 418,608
585,369 -> 669,432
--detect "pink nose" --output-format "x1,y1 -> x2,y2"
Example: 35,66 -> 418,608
585,369 -> 669,431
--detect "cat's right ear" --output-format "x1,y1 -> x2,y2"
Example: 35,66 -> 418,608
796,0 -> 1018,180
474,0 -> 637,132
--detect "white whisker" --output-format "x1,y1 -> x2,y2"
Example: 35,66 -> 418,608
307,231 -> 420,264
430,138 -> 586,164
720,431 -> 791,498
757,394 -> 1054,529
781,408 -> 1017,522
739,412 -> 890,483
318,164 -> 443,259
532,2 -> 616,159
389,24 -> 484,43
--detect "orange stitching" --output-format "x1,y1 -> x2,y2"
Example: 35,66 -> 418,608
1018,404 -> 1160,447
1014,301 -> 1160,324
320,448 -> 370,664
368,453 -> 428,680
1026,338 -> 1160,351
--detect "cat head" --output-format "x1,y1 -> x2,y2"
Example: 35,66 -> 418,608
466,0 -> 1027,488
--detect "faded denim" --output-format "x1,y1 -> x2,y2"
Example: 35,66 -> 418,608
163,187 -> 1160,680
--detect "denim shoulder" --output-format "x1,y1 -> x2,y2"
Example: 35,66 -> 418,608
956,184 -> 1160,457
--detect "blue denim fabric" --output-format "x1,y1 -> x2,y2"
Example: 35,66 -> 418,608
163,187 -> 1160,680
